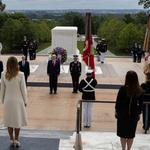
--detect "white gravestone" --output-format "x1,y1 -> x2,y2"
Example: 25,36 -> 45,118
51,26 -> 79,60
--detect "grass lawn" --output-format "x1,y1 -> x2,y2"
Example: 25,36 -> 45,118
77,41 -> 84,54
37,42 -> 51,52
77,41 -> 96,54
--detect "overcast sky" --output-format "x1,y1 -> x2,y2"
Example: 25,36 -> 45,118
3,0 -> 143,10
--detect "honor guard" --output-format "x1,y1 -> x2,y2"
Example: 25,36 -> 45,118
69,55 -> 82,93
96,38 -> 107,63
79,70 -> 97,128
22,40 -> 28,60
131,42 -> 138,63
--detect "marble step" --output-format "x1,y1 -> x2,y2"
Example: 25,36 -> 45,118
59,131 -> 150,150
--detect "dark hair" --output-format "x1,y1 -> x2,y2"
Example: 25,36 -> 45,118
125,70 -> 142,97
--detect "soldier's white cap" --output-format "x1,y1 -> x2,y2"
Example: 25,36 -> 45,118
86,69 -> 93,75
73,55 -> 78,57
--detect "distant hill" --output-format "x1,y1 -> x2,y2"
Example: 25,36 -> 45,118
6,9 -> 146,19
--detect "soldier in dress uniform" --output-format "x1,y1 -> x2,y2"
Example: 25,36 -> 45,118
137,44 -> 144,63
69,55 -> 82,93
79,70 -> 97,128
22,40 -> 28,60
131,42 -> 138,63
96,39 -> 107,63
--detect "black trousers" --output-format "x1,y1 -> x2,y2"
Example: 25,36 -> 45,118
143,105 -> 150,130
29,50 -> 34,60
133,52 -> 137,62
49,74 -> 58,93
137,54 -> 142,63
71,74 -> 80,92
23,49 -> 28,60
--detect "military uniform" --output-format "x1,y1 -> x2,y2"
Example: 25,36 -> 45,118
96,40 -> 107,63
131,43 -> 138,62
22,40 -> 28,60
79,71 -> 97,127
70,56 -> 81,93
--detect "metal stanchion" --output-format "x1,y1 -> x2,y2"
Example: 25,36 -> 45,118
74,99 -> 115,149
74,104 -> 83,150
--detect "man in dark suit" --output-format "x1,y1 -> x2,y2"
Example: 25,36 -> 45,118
0,60 -> 3,79
69,55 -> 81,93
18,56 -> 30,84
47,54 -> 60,94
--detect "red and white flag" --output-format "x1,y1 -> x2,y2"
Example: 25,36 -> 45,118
83,36 -> 95,78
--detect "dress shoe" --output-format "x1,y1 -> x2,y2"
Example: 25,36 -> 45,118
10,140 -> 15,147
84,125 -> 91,128
54,91 -> 57,94
14,140 -> 21,147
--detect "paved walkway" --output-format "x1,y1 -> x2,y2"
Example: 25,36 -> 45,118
60,131 -> 150,150
0,129 -> 149,150
0,55 -> 149,149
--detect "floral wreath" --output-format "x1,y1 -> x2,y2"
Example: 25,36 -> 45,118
53,47 -> 67,64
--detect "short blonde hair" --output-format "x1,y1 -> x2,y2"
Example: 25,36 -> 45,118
5,56 -> 19,80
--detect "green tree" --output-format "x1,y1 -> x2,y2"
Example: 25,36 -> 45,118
0,0 -> 5,12
62,12 -> 84,34
138,0 -> 150,8
97,17 -> 126,50
0,13 -> 9,28
0,18 -> 24,52
134,12 -> 147,24
117,23 -> 144,52
123,14 -> 134,24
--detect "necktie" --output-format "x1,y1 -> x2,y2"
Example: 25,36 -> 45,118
53,61 -> 55,66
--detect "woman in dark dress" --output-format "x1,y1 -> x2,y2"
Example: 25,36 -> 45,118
141,66 -> 150,131
115,70 -> 143,150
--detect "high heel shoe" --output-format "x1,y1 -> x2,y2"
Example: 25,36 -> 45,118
10,140 -> 15,147
14,140 -> 21,147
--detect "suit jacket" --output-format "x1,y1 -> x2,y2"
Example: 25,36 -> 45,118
0,60 -> 3,79
47,59 -> 60,75
18,61 -> 30,78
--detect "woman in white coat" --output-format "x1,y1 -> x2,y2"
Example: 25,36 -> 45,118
0,56 -> 27,147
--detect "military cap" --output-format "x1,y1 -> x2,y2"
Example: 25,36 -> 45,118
73,55 -> 78,57
86,69 -> 93,75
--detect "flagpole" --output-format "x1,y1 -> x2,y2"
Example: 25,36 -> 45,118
83,12 -> 95,77
144,14 -> 150,61
85,12 -> 91,69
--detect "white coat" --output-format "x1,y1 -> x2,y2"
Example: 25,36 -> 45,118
0,71 -> 27,128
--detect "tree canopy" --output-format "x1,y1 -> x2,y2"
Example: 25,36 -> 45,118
0,0 -> 5,12
139,0 -> 150,8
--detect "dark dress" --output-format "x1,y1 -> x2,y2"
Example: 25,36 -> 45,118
115,86 -> 143,138
141,81 -> 150,130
